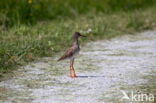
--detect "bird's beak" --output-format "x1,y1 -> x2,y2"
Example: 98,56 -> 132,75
80,34 -> 86,37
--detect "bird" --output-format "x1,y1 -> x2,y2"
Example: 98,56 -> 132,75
58,32 -> 86,78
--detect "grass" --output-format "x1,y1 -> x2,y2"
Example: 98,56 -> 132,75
0,0 -> 156,76
0,0 -> 156,26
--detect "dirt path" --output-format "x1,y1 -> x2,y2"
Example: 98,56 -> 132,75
0,31 -> 156,103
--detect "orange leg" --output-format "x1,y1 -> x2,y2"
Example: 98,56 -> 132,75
70,63 -> 73,78
71,59 -> 77,78
70,60 -> 74,78
72,67 -> 77,77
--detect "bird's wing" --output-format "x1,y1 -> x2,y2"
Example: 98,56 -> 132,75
58,46 -> 75,61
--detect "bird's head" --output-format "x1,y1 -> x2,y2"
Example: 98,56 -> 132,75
73,32 -> 86,40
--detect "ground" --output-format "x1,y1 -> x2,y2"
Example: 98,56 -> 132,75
0,31 -> 156,103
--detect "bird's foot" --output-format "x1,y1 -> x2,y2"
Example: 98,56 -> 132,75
73,74 -> 77,78
68,75 -> 74,78
68,75 -> 77,78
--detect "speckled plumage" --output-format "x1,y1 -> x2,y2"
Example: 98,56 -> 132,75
58,32 -> 82,61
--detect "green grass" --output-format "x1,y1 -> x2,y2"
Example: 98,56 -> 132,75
0,0 -> 156,26
1,0 -> 156,76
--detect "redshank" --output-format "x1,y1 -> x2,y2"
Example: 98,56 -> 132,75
58,32 -> 86,78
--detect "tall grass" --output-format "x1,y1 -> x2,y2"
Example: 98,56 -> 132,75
0,0 -> 156,26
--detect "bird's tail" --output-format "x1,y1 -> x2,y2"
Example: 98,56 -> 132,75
57,54 -> 67,61
57,58 -> 61,61
57,57 -> 63,61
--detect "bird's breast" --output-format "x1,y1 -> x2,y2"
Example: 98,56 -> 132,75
74,48 -> 80,56
70,47 -> 80,60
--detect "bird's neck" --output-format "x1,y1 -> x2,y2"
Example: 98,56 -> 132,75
72,39 -> 79,46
